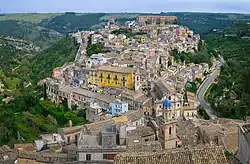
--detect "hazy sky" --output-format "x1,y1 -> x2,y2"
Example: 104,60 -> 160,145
1,0 -> 250,13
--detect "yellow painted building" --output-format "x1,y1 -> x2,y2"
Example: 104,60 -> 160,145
140,35 -> 147,43
87,69 -> 98,86
97,66 -> 136,90
120,39 -> 125,45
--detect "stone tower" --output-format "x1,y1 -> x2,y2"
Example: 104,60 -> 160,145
158,109 -> 177,149
134,68 -> 141,91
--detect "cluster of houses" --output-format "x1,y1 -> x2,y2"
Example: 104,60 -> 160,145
1,15 -> 250,164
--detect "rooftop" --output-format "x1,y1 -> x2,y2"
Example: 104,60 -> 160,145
127,126 -> 155,138
126,140 -> 162,152
98,65 -> 136,74
14,143 -> 36,152
115,146 -> 228,164
58,126 -> 82,135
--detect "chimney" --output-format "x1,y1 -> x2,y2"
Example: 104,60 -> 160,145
69,120 -> 72,127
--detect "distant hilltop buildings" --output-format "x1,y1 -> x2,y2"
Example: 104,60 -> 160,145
137,15 -> 178,26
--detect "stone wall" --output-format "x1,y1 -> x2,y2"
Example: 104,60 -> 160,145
236,124 -> 250,164
18,151 -> 76,163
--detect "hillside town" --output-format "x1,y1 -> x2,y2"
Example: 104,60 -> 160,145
1,15 -> 250,164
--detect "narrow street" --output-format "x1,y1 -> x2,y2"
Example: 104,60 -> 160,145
197,60 -> 223,120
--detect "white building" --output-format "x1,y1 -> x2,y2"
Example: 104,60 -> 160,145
86,54 -> 108,68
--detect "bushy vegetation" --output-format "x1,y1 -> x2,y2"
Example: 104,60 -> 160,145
197,105 -> 210,120
39,13 -> 106,34
173,41 -> 213,66
0,20 -> 61,49
0,88 -> 86,146
205,35 -> 250,119
30,35 -> 78,82
0,34 -> 84,146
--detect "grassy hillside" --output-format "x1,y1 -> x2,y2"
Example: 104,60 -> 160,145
0,34 -> 84,146
0,13 -> 61,23
39,13 -> 106,33
0,20 -> 62,49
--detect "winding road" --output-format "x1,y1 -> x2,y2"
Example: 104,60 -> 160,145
197,61 -> 222,120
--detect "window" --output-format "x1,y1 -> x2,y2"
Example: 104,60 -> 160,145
107,74 -> 111,79
67,136 -> 70,144
114,75 -> 118,80
122,81 -> 126,87
168,96 -> 171,100
137,76 -> 139,81
86,154 -> 91,161
75,135 -> 78,143
187,112 -> 189,117
169,127 -> 172,135
103,154 -> 108,159
159,105 -> 162,109
192,112 -> 194,116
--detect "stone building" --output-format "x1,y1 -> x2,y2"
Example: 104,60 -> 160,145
197,118 -> 243,153
236,123 -> 250,164
77,124 -> 126,163
58,124 -> 82,145
0,145 -> 18,164
137,15 -> 178,26
127,126 -> 157,142
157,111 -> 178,149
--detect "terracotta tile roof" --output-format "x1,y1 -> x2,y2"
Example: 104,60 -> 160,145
112,116 -> 129,124
114,146 -> 228,164
58,126 -> 82,135
127,126 -> 155,138
126,140 -> 162,152
98,65 -> 136,74
85,119 -> 115,135
0,145 -> 12,153
125,110 -> 143,123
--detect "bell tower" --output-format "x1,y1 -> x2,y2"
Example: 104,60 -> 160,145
134,68 -> 141,91
158,101 -> 177,149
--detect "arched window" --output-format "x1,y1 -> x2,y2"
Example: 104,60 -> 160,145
169,127 -> 172,135
168,96 -> 171,100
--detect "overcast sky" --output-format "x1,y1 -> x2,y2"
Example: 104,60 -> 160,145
1,0 -> 250,13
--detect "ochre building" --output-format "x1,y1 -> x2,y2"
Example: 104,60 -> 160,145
97,66 -> 137,90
